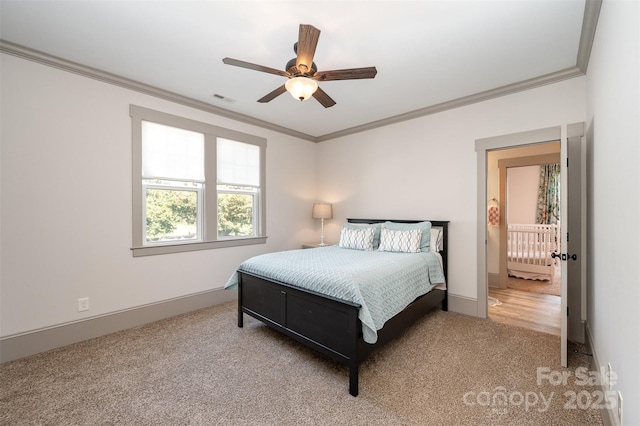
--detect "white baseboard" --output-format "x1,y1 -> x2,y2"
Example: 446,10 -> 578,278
488,272 -> 501,288
0,291 -> 491,363
585,322 -> 618,426
0,288 -> 237,363
448,293 -> 480,317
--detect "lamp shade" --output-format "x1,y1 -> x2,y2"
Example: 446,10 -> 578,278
312,203 -> 333,219
285,77 -> 318,101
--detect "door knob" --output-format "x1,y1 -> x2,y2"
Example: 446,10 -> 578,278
551,252 -> 577,261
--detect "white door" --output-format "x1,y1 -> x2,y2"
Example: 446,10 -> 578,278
559,123 -> 586,367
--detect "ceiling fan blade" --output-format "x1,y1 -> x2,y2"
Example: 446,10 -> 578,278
257,85 -> 287,103
313,67 -> 378,81
223,58 -> 290,77
312,87 -> 336,108
296,24 -> 321,73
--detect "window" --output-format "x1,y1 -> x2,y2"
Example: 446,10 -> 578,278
142,121 -> 204,244
130,105 -> 266,256
217,138 -> 261,238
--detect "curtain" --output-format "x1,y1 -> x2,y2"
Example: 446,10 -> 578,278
536,163 -> 560,224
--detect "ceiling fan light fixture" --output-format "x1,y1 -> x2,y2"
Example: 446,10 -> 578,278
285,76 -> 318,101
223,24 -> 375,108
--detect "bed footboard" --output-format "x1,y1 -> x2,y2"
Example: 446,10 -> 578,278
238,271 -> 362,395
238,270 -> 446,396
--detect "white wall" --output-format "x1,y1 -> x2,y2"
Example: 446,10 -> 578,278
507,166 -> 539,224
0,54 -> 318,337
586,1 -> 640,424
318,77 -> 585,301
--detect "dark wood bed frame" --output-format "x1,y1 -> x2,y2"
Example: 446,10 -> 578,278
237,219 -> 449,396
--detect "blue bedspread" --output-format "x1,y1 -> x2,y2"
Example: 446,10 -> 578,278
225,245 -> 445,344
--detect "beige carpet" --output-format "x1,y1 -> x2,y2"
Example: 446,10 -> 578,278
1,302 -> 601,425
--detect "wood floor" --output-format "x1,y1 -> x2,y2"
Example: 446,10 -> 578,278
489,287 -> 561,336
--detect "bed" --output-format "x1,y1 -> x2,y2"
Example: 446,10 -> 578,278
225,219 -> 449,396
507,223 -> 559,281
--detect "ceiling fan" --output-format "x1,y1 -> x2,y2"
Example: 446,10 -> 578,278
222,24 -> 377,108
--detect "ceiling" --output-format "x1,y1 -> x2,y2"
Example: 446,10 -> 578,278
0,1 -> 596,142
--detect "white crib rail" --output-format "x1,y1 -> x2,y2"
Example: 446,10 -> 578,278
507,224 -> 558,265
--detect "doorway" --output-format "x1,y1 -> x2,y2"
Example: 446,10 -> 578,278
487,143 -> 562,335
476,124 -> 586,366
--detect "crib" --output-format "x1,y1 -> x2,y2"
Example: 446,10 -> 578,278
507,224 -> 559,281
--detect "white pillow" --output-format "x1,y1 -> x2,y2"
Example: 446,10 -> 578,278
339,227 -> 375,251
430,227 -> 443,252
378,228 -> 422,253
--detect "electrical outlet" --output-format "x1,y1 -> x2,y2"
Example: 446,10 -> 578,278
617,392 -> 623,426
78,297 -> 89,312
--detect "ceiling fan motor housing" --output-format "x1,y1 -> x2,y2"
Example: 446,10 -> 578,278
286,57 -> 317,77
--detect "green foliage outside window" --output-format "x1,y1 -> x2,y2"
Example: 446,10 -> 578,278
145,187 -> 254,241
218,193 -> 253,236
146,189 -> 197,241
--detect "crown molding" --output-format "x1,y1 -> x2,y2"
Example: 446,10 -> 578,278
0,40 -> 317,143
576,0 -> 602,72
316,66 -> 584,142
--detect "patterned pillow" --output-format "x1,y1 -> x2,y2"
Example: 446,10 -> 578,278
342,222 -> 382,249
378,228 -> 422,253
384,221 -> 431,252
339,227 -> 375,251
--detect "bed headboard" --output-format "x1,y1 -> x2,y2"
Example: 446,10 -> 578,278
346,219 -> 449,280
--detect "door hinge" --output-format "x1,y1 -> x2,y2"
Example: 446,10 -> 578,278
567,157 -> 569,167
567,306 -> 570,316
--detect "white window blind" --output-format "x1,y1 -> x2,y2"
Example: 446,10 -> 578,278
142,121 -> 204,182
217,138 -> 260,186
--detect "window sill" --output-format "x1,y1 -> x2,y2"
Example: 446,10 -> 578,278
131,236 -> 267,257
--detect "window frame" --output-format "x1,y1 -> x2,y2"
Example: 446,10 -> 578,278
131,105 -> 267,257
216,185 -> 260,239
142,179 -> 204,244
